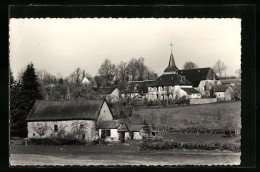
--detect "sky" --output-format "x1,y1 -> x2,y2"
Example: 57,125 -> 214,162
9,18 -> 241,79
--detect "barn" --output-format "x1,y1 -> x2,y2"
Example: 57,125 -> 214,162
26,99 -> 113,141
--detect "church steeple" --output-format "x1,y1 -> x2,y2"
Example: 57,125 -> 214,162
164,42 -> 179,74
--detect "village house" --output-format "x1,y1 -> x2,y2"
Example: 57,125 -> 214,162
81,76 -> 91,85
213,84 -> 234,101
96,87 -> 121,102
26,99 -> 113,141
147,45 -> 220,100
124,80 -> 154,100
178,68 -> 221,96
98,120 -> 129,142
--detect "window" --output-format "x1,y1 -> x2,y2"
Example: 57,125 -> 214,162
106,130 -> 111,137
54,125 -> 58,132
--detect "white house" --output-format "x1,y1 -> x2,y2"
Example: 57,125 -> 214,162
98,120 -> 129,142
81,77 -> 90,85
26,99 -> 113,141
180,88 -> 202,99
213,84 -> 234,101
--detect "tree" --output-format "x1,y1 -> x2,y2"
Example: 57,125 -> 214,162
98,59 -> 116,86
126,58 -> 138,81
213,60 -> 227,78
183,61 -> 198,69
117,61 -> 128,84
11,63 -> 43,137
136,57 -> 147,81
31,122 -> 49,138
71,121 -> 88,141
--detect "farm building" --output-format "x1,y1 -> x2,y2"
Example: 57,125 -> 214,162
129,124 -> 156,140
213,84 -> 234,101
26,99 -> 113,141
98,120 -> 129,141
96,87 -> 121,102
124,80 -> 154,100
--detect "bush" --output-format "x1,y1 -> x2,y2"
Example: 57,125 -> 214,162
139,141 -> 240,152
28,137 -> 86,146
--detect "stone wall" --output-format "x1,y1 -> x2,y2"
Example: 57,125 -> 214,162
27,120 -> 96,141
190,98 -> 217,105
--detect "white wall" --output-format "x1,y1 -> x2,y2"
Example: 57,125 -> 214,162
215,92 -> 225,98
133,132 -> 142,140
97,101 -> 113,123
27,120 -> 96,141
107,88 -> 120,102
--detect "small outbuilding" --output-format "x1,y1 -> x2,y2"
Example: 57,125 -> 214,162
98,120 -> 129,142
213,84 -> 234,101
129,124 -> 155,140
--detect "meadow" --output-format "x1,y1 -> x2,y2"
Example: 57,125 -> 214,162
130,101 -> 241,131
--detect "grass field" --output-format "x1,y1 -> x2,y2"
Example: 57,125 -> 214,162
10,144 -> 240,166
130,101 -> 241,130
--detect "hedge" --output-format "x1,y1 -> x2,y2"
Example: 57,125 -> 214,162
28,138 -> 86,146
139,141 -> 240,152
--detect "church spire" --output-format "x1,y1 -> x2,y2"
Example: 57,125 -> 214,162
164,42 -> 179,74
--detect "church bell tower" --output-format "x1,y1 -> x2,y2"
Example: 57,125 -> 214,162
164,42 -> 179,74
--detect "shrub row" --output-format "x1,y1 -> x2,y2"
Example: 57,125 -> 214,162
28,138 -> 87,146
139,141 -> 240,152
169,127 -> 238,135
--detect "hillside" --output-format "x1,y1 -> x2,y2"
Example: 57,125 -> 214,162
130,101 -> 241,131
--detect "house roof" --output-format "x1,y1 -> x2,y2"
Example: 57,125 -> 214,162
181,88 -> 201,94
178,68 -> 219,87
164,53 -> 179,72
26,99 -> 106,121
98,120 -> 121,129
148,74 -> 192,87
126,80 -> 154,93
214,84 -> 231,92
96,87 -> 117,95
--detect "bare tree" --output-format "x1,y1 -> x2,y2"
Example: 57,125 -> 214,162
31,122 -> 49,138
183,61 -> 198,69
98,59 -> 116,85
213,60 -> 227,78
136,57 -> 147,81
126,58 -> 138,81
71,121 -> 88,141
117,61 -> 128,83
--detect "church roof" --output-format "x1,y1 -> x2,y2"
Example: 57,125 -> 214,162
148,74 -> 192,87
178,68 -> 219,87
164,53 -> 179,72
26,99 -> 107,121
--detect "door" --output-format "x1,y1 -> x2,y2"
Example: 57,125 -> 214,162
119,132 -> 125,142
101,129 -> 106,139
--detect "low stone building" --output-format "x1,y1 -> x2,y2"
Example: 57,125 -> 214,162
129,124 -> 155,140
98,120 -> 129,142
26,99 -> 113,141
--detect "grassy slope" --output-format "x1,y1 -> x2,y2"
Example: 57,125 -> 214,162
131,101 -> 241,130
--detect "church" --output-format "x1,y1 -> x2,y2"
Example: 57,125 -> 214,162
147,44 -> 220,101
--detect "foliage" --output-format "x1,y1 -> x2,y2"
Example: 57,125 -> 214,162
183,61 -> 198,69
71,121 -> 88,141
28,138 -> 86,146
10,63 -> 43,138
31,122 -> 49,138
139,141 -> 240,152
98,59 -> 116,86
213,60 -> 227,77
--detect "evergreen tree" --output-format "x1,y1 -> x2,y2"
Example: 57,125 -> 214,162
10,63 -> 43,137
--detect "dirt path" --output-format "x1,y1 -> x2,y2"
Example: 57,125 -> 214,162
10,151 -> 240,166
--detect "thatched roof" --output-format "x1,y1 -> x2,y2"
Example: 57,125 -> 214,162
26,99 -> 107,121
181,88 -> 201,94
98,120 -> 121,129
214,84 -> 231,92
